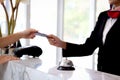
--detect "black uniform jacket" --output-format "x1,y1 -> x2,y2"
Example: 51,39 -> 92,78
62,10 -> 120,76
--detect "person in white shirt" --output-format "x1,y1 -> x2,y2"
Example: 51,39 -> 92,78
0,28 -> 38,64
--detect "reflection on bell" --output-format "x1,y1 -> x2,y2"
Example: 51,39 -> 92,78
57,58 -> 75,70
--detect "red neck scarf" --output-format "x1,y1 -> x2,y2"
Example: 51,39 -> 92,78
107,11 -> 120,18
107,6 -> 120,18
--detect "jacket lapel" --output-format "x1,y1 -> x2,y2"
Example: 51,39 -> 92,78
98,13 -> 109,45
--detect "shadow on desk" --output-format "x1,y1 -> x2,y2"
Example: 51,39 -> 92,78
48,66 -> 73,80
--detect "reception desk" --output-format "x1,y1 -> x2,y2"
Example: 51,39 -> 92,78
0,58 -> 120,80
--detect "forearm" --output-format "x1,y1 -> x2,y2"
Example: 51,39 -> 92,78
0,32 -> 23,48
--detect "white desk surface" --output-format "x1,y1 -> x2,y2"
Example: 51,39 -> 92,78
37,59 -> 120,80
0,58 -> 120,80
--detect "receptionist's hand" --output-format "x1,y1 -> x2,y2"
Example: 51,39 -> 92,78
0,55 -> 19,64
47,34 -> 67,49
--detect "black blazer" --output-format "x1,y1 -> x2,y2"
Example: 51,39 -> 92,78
62,10 -> 120,76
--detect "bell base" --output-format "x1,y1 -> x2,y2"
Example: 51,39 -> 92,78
57,66 -> 75,71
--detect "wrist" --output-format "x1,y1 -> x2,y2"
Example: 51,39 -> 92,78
62,41 -> 67,49
15,32 -> 23,38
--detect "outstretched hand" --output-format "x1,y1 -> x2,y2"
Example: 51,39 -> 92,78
21,28 -> 38,39
47,34 -> 66,49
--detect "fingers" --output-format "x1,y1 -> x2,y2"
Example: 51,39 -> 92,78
47,35 -> 56,44
21,28 -> 38,39
0,55 -> 20,64
48,38 -> 57,45
9,56 -> 20,61
47,34 -> 61,47
2,55 -> 19,61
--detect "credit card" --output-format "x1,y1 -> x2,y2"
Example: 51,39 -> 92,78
35,32 -> 48,37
